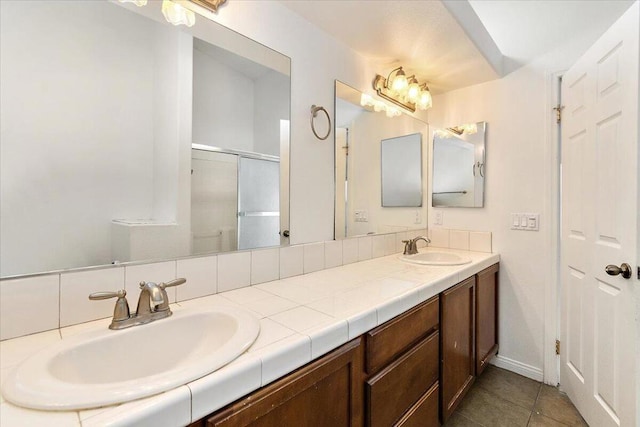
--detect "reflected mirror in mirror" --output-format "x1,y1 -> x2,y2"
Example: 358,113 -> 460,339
0,0 -> 290,278
334,81 -> 428,239
432,122 -> 486,208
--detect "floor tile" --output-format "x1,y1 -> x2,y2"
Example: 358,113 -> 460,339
534,385 -> 588,426
475,365 -> 541,410
444,411 -> 484,426
528,412 -> 568,427
458,386 -> 531,427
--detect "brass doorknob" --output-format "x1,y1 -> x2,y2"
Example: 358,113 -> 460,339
605,263 -> 632,279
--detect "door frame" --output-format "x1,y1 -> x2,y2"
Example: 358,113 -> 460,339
543,69 -> 565,386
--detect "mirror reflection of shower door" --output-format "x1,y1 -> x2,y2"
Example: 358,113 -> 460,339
238,157 -> 280,250
191,150 -> 238,254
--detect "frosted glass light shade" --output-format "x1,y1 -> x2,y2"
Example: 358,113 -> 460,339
162,0 -> 196,27
407,81 -> 420,103
118,0 -> 148,6
417,89 -> 432,110
390,72 -> 408,94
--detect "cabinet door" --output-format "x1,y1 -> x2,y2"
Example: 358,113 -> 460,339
206,338 -> 364,427
476,263 -> 499,375
440,276 -> 475,423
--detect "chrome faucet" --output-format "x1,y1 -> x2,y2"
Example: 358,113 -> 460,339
89,278 -> 186,330
402,236 -> 431,255
136,281 -> 167,316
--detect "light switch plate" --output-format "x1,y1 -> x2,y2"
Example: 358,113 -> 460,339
511,212 -> 539,231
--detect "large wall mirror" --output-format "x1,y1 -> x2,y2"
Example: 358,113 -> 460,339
334,81 -> 428,239
432,122 -> 486,208
0,0 -> 290,278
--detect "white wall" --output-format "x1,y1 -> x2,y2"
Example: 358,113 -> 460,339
428,33 -> 610,376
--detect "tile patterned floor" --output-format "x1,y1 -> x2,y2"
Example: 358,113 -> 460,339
445,366 -> 589,427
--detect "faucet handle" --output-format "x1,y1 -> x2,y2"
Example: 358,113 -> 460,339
89,289 -> 130,324
89,289 -> 127,300
159,278 -> 186,289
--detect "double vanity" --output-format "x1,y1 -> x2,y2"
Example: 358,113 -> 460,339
1,246 -> 499,426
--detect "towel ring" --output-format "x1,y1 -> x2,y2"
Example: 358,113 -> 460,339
310,105 -> 331,140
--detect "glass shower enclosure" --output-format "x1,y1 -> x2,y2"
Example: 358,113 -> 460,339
191,146 -> 280,254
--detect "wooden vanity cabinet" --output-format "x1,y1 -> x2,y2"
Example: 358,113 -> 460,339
203,337 -> 364,427
475,264 -> 499,376
440,276 -> 476,423
365,296 -> 440,427
191,263 -> 499,427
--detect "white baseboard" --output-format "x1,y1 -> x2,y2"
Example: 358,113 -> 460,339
490,355 -> 544,382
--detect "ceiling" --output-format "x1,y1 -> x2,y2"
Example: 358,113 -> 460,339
279,0 -> 635,94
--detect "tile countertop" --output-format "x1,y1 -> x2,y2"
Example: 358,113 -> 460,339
0,248 -> 499,427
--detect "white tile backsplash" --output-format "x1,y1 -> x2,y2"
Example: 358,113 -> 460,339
372,235 -> 386,258
250,248 -> 279,285
342,238 -> 359,265
125,261 -> 177,304
0,229 -> 494,341
176,256 -> 217,302
303,242 -> 325,274
449,230 -> 470,250
470,231 -> 492,253
279,245 -> 303,279
0,275 -> 59,340
60,267 -> 124,327
357,236 -> 372,261
384,234 -> 397,256
324,240 -> 343,269
217,252 -> 251,293
429,228 -> 450,248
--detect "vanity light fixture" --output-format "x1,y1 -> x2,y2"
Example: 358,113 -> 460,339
162,0 -> 196,27
118,0 -> 148,6
373,66 -> 432,112
447,123 -> 478,135
360,94 -> 402,118
189,0 -> 227,13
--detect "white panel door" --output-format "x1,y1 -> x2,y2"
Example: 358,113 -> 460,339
560,3 -> 638,427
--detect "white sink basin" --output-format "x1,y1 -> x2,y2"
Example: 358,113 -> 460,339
2,306 -> 260,410
400,251 -> 471,266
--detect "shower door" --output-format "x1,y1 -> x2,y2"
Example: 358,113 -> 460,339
237,156 -> 280,250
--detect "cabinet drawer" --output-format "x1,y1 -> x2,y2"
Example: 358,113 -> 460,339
395,382 -> 440,427
366,331 -> 439,427
366,295 -> 439,373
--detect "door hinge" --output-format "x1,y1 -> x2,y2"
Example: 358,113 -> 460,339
552,105 -> 564,124
555,339 -> 561,355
